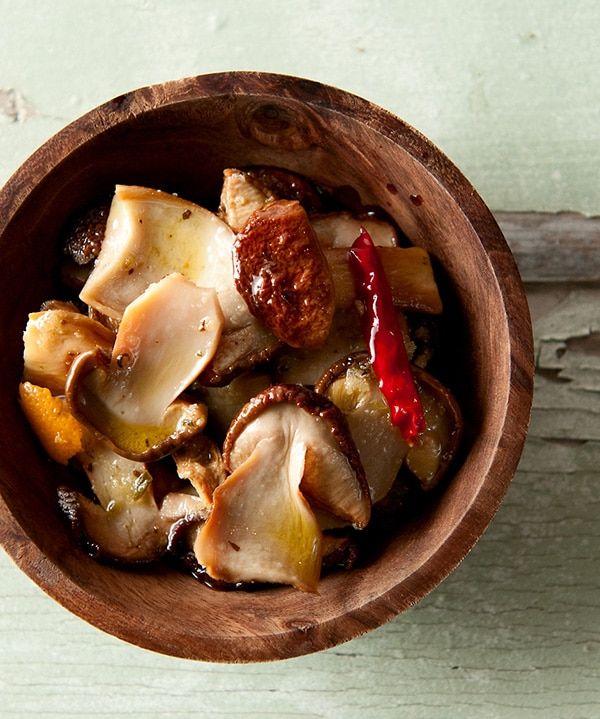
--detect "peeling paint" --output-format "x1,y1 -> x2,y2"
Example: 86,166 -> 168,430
0,88 -> 36,123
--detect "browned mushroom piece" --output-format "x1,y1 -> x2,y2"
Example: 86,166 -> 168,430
66,274 -> 221,461
316,353 -> 410,504
233,200 -> 335,348
405,367 -> 463,490
23,307 -> 114,395
197,318 -> 281,387
317,352 -> 463,495
64,201 -> 110,265
58,437 -> 209,564
194,385 -> 371,592
173,434 -> 226,509
245,166 -> 325,214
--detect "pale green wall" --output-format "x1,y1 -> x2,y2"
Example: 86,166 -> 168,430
0,0 -> 598,215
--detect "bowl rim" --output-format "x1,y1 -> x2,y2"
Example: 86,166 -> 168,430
0,70 -> 534,662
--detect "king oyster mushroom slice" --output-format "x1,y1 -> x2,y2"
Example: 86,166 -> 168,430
218,168 -> 273,232
224,385 -> 371,527
194,385 -> 371,592
23,307 -> 114,395
66,273 -> 220,461
58,438 -> 208,563
79,185 -> 250,330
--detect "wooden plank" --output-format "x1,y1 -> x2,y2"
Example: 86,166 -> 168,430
496,211 -> 600,283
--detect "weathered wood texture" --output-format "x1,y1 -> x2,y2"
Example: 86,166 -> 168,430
498,212 -> 600,283
1,216 -> 599,716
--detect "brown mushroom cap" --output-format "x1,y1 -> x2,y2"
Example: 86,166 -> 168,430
233,200 -> 335,348
224,384 -> 370,527
316,353 -> 410,504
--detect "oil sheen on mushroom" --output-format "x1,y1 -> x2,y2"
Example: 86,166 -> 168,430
67,274 -> 220,461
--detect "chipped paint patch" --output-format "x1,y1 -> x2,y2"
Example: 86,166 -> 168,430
0,88 -> 36,123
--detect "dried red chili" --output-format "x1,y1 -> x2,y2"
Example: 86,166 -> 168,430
348,228 -> 425,444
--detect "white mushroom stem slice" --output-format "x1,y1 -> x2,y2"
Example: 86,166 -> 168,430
23,308 -> 114,395
107,273 -> 223,425
224,385 -> 371,529
79,185 -> 249,329
194,436 -> 322,592
311,212 -> 398,248
325,246 -> 443,313
60,439 -> 167,562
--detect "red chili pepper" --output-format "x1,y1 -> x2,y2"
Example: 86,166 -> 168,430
348,228 -> 425,444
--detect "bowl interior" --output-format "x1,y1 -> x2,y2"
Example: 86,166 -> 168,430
0,74 -> 532,662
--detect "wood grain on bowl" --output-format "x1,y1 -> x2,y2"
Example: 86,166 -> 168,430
0,72 -> 534,662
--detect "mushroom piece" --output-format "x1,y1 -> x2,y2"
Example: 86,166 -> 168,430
197,317 -> 281,387
193,370 -> 273,437
405,367 -> 463,490
58,438 -> 208,564
173,434 -> 226,510
316,353 -> 463,496
233,200 -> 335,348
316,354 -> 410,503
66,274 -> 220,461
325,246 -> 443,313
311,212 -> 398,248
23,307 -> 114,395
218,168 -> 272,232
194,385 -> 371,592
79,185 -> 249,330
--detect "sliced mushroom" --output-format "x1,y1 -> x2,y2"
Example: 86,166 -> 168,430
233,200 -> 335,348
311,212 -> 398,248
194,370 -> 273,437
246,166 -> 324,214
173,434 -> 226,509
195,385 -> 370,591
405,367 -> 463,490
197,317 -> 281,387
23,308 -> 114,395
218,168 -> 272,232
79,185 -> 249,329
195,436 -> 322,592
325,245 -> 443,313
317,353 -> 463,496
316,354 -> 409,503
224,385 -> 370,527
58,438 -> 208,563
66,274 -> 219,461
59,440 -> 167,563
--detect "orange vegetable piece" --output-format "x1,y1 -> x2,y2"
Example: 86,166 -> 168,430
19,382 -> 83,464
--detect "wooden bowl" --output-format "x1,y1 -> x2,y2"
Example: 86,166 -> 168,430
0,72 -> 533,662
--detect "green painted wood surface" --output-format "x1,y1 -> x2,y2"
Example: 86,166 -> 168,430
1,2 -> 599,717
